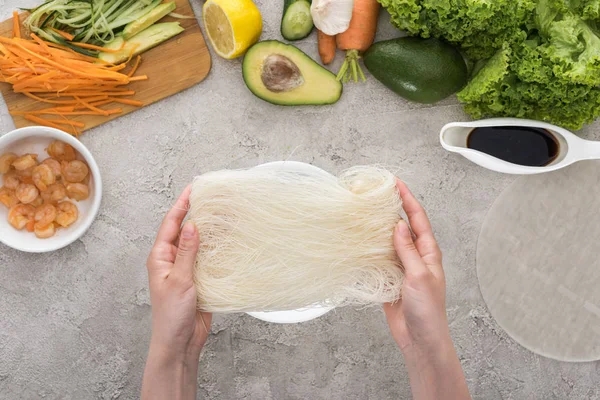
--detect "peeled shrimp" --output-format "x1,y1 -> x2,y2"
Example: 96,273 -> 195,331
3,171 -> 20,190
55,201 -> 78,227
34,222 -> 56,239
0,187 -> 19,208
17,166 -> 35,183
62,160 -> 89,183
35,203 -> 57,227
32,164 -> 56,191
41,183 -> 66,204
65,183 -> 90,201
31,196 -> 44,207
8,204 -> 35,230
41,158 -> 62,179
0,152 -> 17,174
15,183 -> 39,204
12,154 -> 38,171
47,141 -> 76,161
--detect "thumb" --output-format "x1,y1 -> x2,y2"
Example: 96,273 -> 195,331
172,221 -> 200,282
393,220 -> 428,278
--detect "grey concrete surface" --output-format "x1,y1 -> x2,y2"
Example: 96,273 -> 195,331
1,1 -> 599,399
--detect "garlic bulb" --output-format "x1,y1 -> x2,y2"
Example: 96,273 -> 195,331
311,0 -> 355,36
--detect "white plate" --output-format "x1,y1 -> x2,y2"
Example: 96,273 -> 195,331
245,161 -> 336,324
0,126 -> 102,253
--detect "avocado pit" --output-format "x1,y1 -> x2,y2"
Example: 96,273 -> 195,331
261,54 -> 304,93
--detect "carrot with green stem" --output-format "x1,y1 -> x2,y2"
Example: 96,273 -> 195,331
335,0 -> 380,83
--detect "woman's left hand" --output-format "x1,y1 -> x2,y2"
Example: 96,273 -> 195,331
146,184 -> 212,359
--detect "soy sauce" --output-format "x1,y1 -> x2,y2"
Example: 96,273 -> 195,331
467,126 -> 559,167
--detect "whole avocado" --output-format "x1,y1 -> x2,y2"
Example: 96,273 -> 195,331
364,37 -> 468,104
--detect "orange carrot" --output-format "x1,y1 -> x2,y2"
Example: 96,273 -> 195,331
128,75 -> 148,82
317,30 -> 336,65
73,95 -> 110,115
69,41 -> 121,53
24,114 -> 77,134
12,11 -> 20,39
106,97 -> 144,107
42,118 -> 85,128
50,28 -> 74,41
0,34 -> 145,133
87,99 -> 114,108
128,56 -> 141,77
14,109 -> 122,116
47,91 -> 136,97
335,0 -> 380,83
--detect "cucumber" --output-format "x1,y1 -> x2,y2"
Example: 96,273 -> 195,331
98,22 -> 184,64
281,0 -> 313,41
363,37 -> 468,104
123,2 -> 176,40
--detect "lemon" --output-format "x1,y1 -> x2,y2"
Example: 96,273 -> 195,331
203,0 -> 263,59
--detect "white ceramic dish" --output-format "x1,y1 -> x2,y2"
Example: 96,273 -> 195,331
245,161 -> 335,324
0,126 -> 102,253
440,118 -> 600,175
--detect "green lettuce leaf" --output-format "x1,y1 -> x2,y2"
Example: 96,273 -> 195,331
537,0 -> 600,85
378,0 -> 536,59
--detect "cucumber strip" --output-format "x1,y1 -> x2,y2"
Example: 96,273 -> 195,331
281,0 -> 313,41
24,0 -> 164,46
168,12 -> 195,19
50,33 -> 99,56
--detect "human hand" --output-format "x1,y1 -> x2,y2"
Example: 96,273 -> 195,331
146,185 -> 212,360
384,180 -> 449,353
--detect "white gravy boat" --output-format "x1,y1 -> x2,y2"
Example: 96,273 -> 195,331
440,118 -> 600,175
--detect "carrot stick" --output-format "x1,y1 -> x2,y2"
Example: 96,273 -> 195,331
107,97 -> 144,107
15,109 -> 122,116
128,56 -> 141,77
54,114 -> 81,136
74,95 -> 110,115
10,42 -> 126,80
23,114 -> 78,135
317,30 -> 336,65
50,28 -> 74,41
69,42 -> 120,53
128,75 -> 147,81
48,91 -> 136,97
12,11 -> 20,39
86,99 -> 113,108
22,91 -> 80,104
30,33 -> 52,55
42,118 -> 85,128
1,34 -> 145,134
335,0 -> 380,83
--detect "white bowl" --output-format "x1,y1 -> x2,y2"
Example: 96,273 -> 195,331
0,126 -> 102,253
245,161 -> 335,324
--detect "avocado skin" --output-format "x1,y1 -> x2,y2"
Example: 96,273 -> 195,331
364,37 -> 468,104
242,40 -> 342,106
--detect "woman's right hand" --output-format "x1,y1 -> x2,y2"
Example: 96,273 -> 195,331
384,180 -> 471,400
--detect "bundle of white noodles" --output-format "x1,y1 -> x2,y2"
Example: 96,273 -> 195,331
189,164 -> 404,313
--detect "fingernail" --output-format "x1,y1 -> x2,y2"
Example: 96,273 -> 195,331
396,220 -> 409,235
182,222 -> 195,239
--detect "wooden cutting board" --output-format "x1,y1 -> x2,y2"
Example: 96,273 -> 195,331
0,0 -> 211,132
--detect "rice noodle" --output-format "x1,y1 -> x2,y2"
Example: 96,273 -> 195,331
190,164 -> 404,313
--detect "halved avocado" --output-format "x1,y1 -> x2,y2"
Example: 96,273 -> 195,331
242,41 -> 342,106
